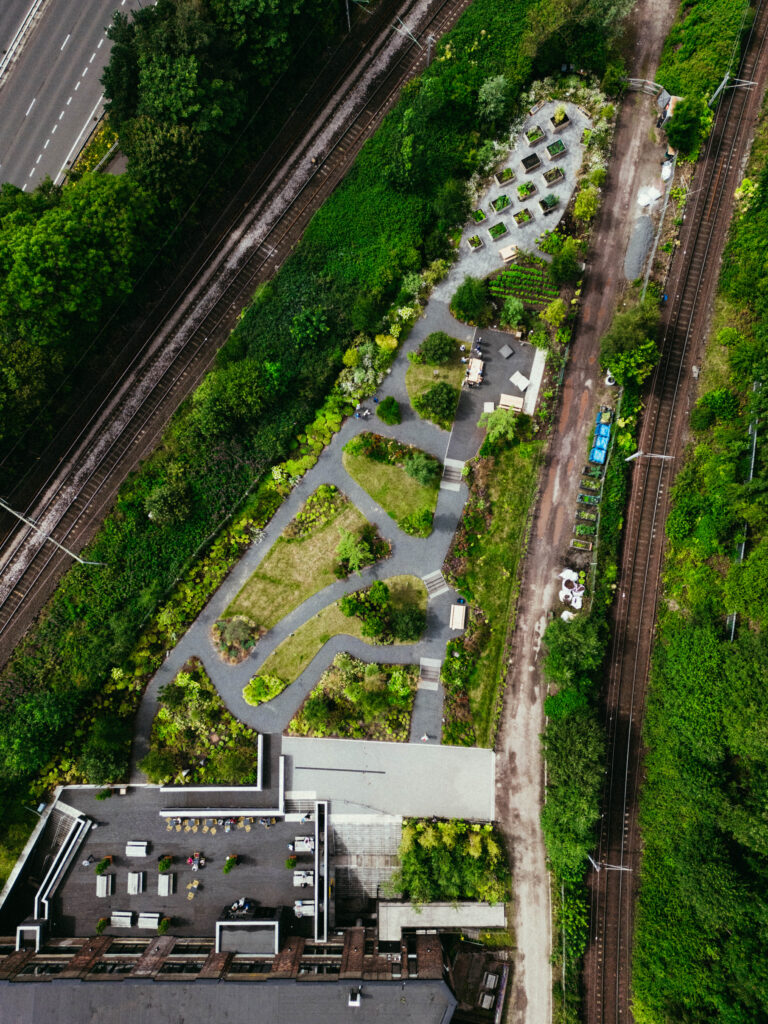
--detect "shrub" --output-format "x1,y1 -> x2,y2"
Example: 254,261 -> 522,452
450,276 -> 492,326
223,855 -> 238,874
400,508 -> 434,536
95,857 -> 112,876
158,856 -> 172,872
137,749 -> 176,784
417,331 -> 456,364
574,185 -> 599,222
549,237 -> 580,285
157,917 -> 170,935
666,95 -> 711,154
500,295 -> 525,329
377,396 -> 401,424
285,855 -> 297,869
96,918 -> 108,935
243,674 -> 286,706
95,788 -> 112,801
404,451 -> 441,486
391,605 -> 427,642
415,381 -> 460,427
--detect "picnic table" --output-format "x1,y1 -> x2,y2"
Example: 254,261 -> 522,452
466,357 -> 484,385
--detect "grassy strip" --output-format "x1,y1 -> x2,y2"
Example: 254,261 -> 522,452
287,654 -> 418,742
442,439 -> 544,747
342,448 -> 439,536
249,575 -> 427,693
0,803 -> 36,891
406,338 -> 465,429
226,486 -> 383,629
656,0 -> 751,96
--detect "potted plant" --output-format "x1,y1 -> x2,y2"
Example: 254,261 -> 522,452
158,856 -> 173,873
95,918 -> 108,935
551,105 -> 570,132
223,855 -> 238,874
285,855 -> 297,870
95,857 -> 112,876
158,917 -> 171,935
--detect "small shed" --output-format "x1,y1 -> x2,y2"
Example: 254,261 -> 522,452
96,874 -> 114,898
158,872 -> 175,897
127,871 -> 145,896
125,841 -> 149,858
450,604 -> 467,630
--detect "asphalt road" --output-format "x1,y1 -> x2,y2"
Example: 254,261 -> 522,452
0,0 -> 143,190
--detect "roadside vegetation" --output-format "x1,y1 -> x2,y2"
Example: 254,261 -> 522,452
139,659 -> 259,785
287,653 -> 418,741
342,433 -> 441,536
632,102 -> 768,1024
226,484 -> 388,631
389,819 -> 510,905
243,575 -> 427,705
0,0 -> 636,846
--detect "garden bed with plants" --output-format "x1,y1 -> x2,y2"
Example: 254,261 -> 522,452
244,575 -> 428,705
539,194 -> 559,216
550,106 -> 570,132
488,263 -> 559,307
472,207 -> 487,223
488,221 -> 508,240
526,125 -> 545,145
467,234 -> 484,250
442,421 -> 543,746
211,615 -> 262,664
543,166 -> 565,185
521,152 -> 541,173
226,485 -> 388,631
490,194 -> 511,213
287,653 -> 418,741
513,208 -> 533,227
139,659 -> 259,785
546,139 -> 567,159
495,166 -> 515,185
517,181 -> 537,201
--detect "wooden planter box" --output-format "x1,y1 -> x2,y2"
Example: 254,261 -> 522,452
517,182 -> 537,202
513,209 -> 533,228
490,194 -> 511,214
467,234 -> 484,251
521,152 -> 541,174
488,222 -> 509,241
546,140 -> 567,161
495,167 -> 515,186
550,113 -> 570,133
543,167 -> 564,186
539,196 -> 559,216
526,125 -> 546,146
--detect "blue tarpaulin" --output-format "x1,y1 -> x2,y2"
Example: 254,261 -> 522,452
590,446 -> 607,464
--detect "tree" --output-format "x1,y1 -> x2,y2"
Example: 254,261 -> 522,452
290,307 -> 329,346
574,185 -> 599,222
144,466 -> 190,525
377,396 -> 401,424
337,527 -> 372,575
138,749 -> 176,784
599,299 -> 658,368
666,95 -> 710,155
78,716 -> 132,784
478,74 -> 510,125
417,331 -> 456,364
478,406 -> 525,455
450,276 -> 492,326
415,382 -> 459,426
404,450 -> 440,486
549,236 -> 580,285
390,606 -> 426,642
724,537 -> 768,628
433,178 -> 469,228
500,295 -> 525,329
540,297 -> 567,328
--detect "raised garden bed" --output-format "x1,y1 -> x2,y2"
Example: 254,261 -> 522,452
488,221 -> 508,240
571,539 -> 593,551
543,166 -> 565,186
521,152 -> 541,174
580,477 -> 600,492
526,125 -> 545,145
513,208 -> 532,228
583,465 -> 603,479
550,110 -> 570,133
539,194 -> 559,216
575,523 -> 596,537
495,167 -> 515,185
546,139 -> 567,160
490,194 -> 511,213
467,234 -> 484,251
488,264 -> 558,305
472,208 -> 487,223
577,510 -> 598,522
577,492 -> 600,506
517,181 -> 536,201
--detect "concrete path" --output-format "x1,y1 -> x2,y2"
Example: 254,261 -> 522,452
131,157 -> 548,780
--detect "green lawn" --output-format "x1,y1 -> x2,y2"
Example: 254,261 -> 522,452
245,575 -> 427,703
406,339 -> 465,429
342,451 -> 439,535
444,440 -> 544,746
226,489 -> 380,629
0,800 -> 36,891
287,654 -> 418,741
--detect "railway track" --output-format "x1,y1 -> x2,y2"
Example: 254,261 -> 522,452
0,0 -> 472,662
584,5 -> 768,1022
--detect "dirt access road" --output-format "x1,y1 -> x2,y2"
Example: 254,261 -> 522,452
495,2 -> 678,1022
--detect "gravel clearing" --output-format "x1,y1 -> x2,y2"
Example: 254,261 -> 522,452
624,213 -> 654,280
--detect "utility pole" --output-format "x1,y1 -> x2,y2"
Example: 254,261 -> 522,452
624,450 -> 674,463
0,497 -> 104,566
392,16 -> 422,49
587,854 -> 632,873
345,0 -> 351,32
708,73 -> 756,107
426,34 -> 435,65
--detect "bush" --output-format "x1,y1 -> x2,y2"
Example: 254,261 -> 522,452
157,918 -> 170,935
574,185 -> 599,222
417,331 -> 456,364
158,856 -> 172,872
390,605 -> 427,641
223,855 -> 238,874
404,451 -> 441,486
414,381 -> 460,427
95,857 -> 112,876
666,94 -> 711,154
400,508 -> 434,536
500,295 -> 525,329
450,276 -> 492,326
377,396 -> 401,424
285,855 -> 297,869
549,237 -> 581,285
243,674 -> 286,706
96,918 -> 108,935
